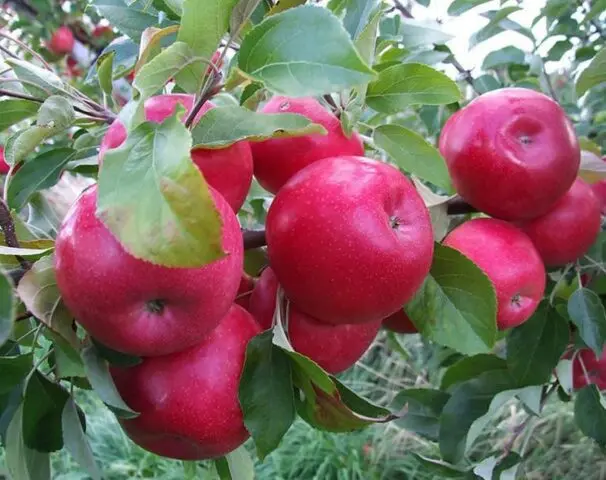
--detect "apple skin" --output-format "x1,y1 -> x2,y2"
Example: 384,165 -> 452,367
49,26 -> 74,55
443,218 -> 546,330
99,94 -> 253,213
591,156 -> 606,214
0,146 -> 9,174
54,185 -> 244,356
248,267 -> 381,374
439,88 -> 580,221
572,348 -> 606,391
266,156 -> 434,325
235,272 -> 256,311
250,96 -> 365,194
382,309 -> 417,334
518,178 -> 601,267
111,305 -> 261,460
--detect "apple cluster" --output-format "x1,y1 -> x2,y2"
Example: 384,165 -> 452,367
52,87 -> 603,460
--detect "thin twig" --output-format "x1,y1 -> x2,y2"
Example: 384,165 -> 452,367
0,30 -> 53,71
0,44 -> 19,60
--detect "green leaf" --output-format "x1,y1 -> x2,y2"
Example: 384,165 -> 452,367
175,0 -> 238,93
576,47 -> 606,97
97,109 -> 224,268
411,453 -> 470,478
366,63 -> 460,113
0,270 -> 15,347
568,288 -> 606,357
92,0 -> 170,42
4,96 -> 75,167
238,330 -> 295,460
328,0 -> 379,40
134,41 -> 199,99
585,0 -> 606,22
6,405 -> 51,480
473,453 -> 522,480
507,302 -> 569,387
575,384 -> 606,445
238,5 -> 376,97
470,7 -> 534,49
23,371 -> 70,452
6,58 -> 66,97
482,46 -> 525,70
91,338 -> 142,367
62,398 -> 102,480
269,0 -> 306,15
439,370 -> 516,463
16,255 -> 79,350
80,345 -> 138,418
7,148 -> 75,212
97,51 -> 115,96
392,388 -> 450,441
406,244 -> 498,356
0,99 -> 39,132
441,354 -> 507,391
447,0 -> 492,16
86,37 -> 139,83
373,124 -> 454,193
547,40 -> 572,62
0,354 -> 32,395
191,105 -> 327,148
398,19 -> 454,48
231,0 -> 263,34
474,74 -> 501,93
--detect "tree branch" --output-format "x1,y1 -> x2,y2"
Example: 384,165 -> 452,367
0,197 -> 31,271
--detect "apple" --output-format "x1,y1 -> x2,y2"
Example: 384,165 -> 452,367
99,94 -> 253,212
250,96 -> 365,194
66,56 -> 82,78
571,348 -> 606,390
590,155 -> 606,214
0,146 -> 9,174
207,50 -> 224,75
439,88 -> 580,220
111,305 -> 261,460
443,218 -> 545,330
518,178 -> 601,267
48,26 -> 74,55
266,156 -> 434,325
382,309 -> 418,334
54,185 -> 243,356
235,272 -> 256,311
248,267 -> 381,374
92,24 -> 113,38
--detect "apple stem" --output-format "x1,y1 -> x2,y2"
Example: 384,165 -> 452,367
0,197 -> 31,271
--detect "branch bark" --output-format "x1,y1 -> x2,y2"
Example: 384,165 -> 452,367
0,197 -> 31,271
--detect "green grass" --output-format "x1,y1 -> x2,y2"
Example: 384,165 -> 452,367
2,334 -> 606,479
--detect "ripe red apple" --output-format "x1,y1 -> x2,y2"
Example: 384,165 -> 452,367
250,96 -> 365,194
206,50 -> 224,75
590,155 -> 606,214
439,88 -> 580,220
571,348 -> 606,390
266,156 -> 434,325
518,178 -> 601,267
235,272 -> 256,311
0,146 -> 9,174
111,305 -> 260,460
54,185 -> 243,356
383,309 -> 417,334
66,56 -> 82,77
249,267 -> 380,374
443,218 -> 546,330
99,94 -> 253,212
92,24 -> 113,38
48,26 -> 74,55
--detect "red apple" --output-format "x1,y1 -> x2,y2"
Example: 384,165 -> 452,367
251,96 -> 365,194
0,146 -> 9,174
571,348 -> 606,390
443,218 -> 546,330
99,94 -> 253,212
206,50 -> 224,75
439,88 -> 580,220
518,178 -> 601,267
249,267 -> 380,374
383,309 -> 417,334
111,305 -> 261,460
591,155 -> 606,214
266,156 -> 434,325
54,185 -> 243,356
235,272 -> 256,311
66,56 -> 82,77
92,24 -> 113,38
48,26 -> 74,55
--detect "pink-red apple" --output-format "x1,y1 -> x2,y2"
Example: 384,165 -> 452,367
249,267 -> 381,374
0,146 -> 9,174
571,348 -> 606,390
99,94 -> 253,212
443,218 -> 545,330
519,178 -> 601,267
250,96 -> 365,194
111,305 -> 260,460
48,26 -> 74,55
439,88 -> 580,220
54,185 -> 243,356
266,156 -> 434,325
383,309 -> 418,334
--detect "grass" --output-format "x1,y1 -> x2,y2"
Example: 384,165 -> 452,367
2,333 -> 606,479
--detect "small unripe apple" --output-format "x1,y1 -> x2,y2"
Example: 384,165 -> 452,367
571,348 -> 606,390
383,309 -> 417,334
443,218 -> 545,330
249,268 -> 381,374
439,88 -> 580,220
0,146 -> 9,174
111,305 -> 260,460
48,26 -> 74,55
251,96 -> 364,194
266,156 -> 434,325
99,94 -> 253,212
54,185 -> 243,356
519,178 -> 601,267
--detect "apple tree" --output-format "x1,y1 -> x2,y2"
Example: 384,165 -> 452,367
1,0 -> 606,478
